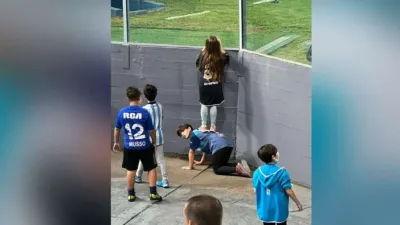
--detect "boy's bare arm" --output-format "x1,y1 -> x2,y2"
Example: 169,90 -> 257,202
188,149 -> 195,169
182,149 -> 195,170
150,130 -> 156,147
285,189 -> 303,211
112,128 -> 121,152
194,152 -> 206,165
114,128 -> 120,144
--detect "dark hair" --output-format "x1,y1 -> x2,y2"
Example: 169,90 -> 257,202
200,36 -> 226,82
143,84 -> 157,101
176,124 -> 193,137
185,194 -> 223,225
126,86 -> 141,101
257,144 -> 278,164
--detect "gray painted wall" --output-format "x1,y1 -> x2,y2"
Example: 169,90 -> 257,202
235,51 -> 311,186
111,43 -> 239,155
111,43 -> 311,187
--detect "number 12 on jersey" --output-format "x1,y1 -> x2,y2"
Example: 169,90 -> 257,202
125,123 -> 145,140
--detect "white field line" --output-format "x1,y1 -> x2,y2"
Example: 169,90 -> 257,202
253,0 -> 275,5
255,36 -> 291,53
166,11 -> 210,20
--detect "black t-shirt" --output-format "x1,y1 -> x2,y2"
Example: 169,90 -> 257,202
195,52 -> 229,106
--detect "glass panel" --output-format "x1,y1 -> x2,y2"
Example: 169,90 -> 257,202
243,0 -> 311,64
111,0 -> 124,42
126,0 -> 239,48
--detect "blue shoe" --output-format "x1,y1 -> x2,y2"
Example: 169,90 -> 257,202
135,177 -> 142,183
156,180 -> 169,188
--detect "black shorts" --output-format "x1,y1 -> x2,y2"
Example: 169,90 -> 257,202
122,146 -> 157,172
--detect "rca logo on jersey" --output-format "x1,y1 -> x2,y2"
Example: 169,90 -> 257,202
123,112 -> 142,119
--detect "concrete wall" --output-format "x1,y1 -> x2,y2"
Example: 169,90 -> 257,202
111,43 -> 311,186
111,43 -> 240,155
235,51 -> 311,186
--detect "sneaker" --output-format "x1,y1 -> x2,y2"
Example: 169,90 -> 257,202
150,193 -> 163,202
135,177 -> 142,183
128,194 -> 136,202
156,180 -> 170,188
210,125 -> 217,132
199,125 -> 208,131
240,159 -> 252,177
236,163 -> 251,177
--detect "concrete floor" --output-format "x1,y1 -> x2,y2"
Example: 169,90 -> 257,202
111,152 -> 311,225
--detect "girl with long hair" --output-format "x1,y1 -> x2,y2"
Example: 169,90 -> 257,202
195,36 -> 229,132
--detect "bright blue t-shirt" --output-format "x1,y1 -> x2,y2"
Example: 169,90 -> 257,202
115,105 -> 154,150
189,130 -> 232,154
252,164 -> 292,223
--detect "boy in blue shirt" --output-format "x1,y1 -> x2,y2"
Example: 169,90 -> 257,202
253,144 -> 303,225
112,86 -> 162,202
176,123 -> 251,177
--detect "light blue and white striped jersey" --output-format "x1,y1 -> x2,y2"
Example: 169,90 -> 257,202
143,102 -> 164,146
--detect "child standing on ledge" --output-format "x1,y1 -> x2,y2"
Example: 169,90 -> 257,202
253,144 -> 303,225
195,36 -> 229,132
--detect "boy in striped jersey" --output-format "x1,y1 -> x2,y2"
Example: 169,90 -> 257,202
135,84 -> 169,188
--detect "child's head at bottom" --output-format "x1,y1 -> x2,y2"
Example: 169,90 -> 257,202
183,194 -> 223,225
257,144 -> 280,164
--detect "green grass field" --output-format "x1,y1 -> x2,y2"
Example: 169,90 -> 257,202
111,0 -> 311,64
